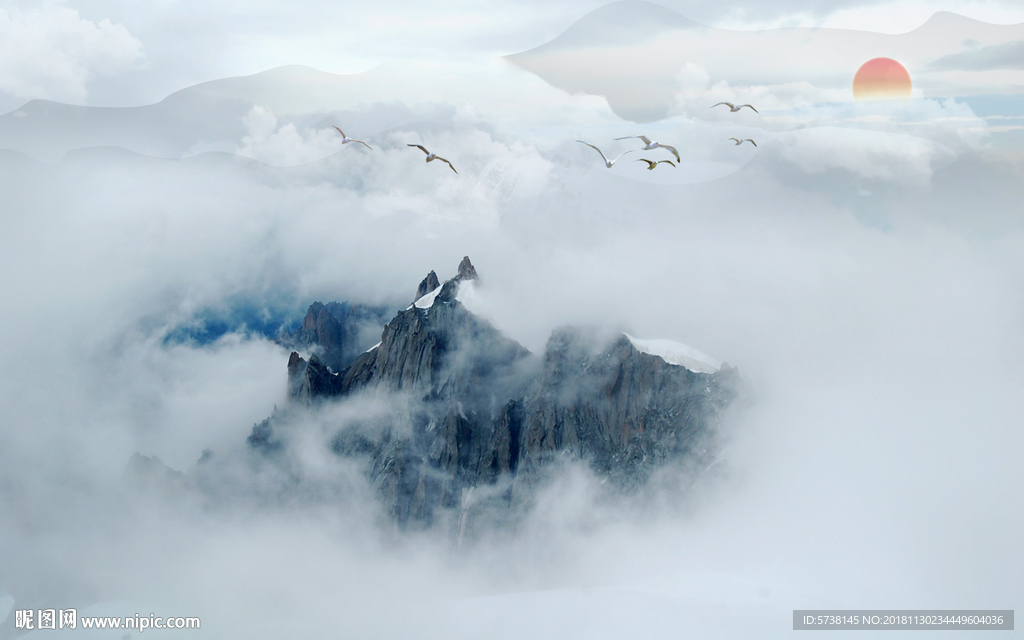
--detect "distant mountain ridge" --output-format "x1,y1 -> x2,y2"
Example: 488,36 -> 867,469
508,2 -> 1024,121
0,63 -> 457,162
5,5 -> 1020,162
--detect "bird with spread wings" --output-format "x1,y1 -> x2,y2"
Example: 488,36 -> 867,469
711,102 -> 758,113
407,144 -> 458,173
636,158 -> 676,170
332,126 -> 373,150
614,135 -> 680,162
576,140 -> 635,168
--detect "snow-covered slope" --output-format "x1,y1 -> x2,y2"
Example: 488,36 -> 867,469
413,285 -> 443,309
625,333 -> 721,374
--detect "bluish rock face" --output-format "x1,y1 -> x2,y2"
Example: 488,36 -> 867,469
280,300 -> 393,373
253,257 -> 739,534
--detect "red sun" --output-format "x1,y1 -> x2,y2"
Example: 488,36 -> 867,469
853,57 -> 912,102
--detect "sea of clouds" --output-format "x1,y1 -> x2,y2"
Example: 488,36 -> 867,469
2,6 -> 1023,638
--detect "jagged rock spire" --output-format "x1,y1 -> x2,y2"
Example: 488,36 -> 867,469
456,256 -> 477,282
415,270 -> 440,301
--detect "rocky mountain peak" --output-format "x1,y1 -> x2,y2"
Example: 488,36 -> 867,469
456,256 -> 478,282
301,301 -> 337,336
415,270 -> 440,301
280,300 -> 392,372
251,258 -> 738,535
287,350 -> 304,375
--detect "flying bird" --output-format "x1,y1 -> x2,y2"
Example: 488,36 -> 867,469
407,144 -> 458,173
576,140 -> 635,168
614,135 -> 680,162
728,138 -> 757,147
711,102 -> 758,113
331,126 -> 373,150
635,158 -> 676,170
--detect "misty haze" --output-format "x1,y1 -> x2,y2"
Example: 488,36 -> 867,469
1,0 -> 1022,638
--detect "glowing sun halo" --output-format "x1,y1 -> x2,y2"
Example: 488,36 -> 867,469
853,57 -> 911,102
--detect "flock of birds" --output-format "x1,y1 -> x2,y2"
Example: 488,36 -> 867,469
331,101 -> 759,175
334,124 -> 460,173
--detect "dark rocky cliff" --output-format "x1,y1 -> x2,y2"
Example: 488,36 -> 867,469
251,257 -> 738,534
278,300 -> 393,372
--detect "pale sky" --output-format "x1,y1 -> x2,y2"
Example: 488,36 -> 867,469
1,0 -> 1023,111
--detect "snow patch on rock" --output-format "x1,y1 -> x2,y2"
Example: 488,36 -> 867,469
625,333 -> 721,373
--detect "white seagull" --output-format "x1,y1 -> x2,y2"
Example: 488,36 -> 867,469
728,137 -> 757,147
635,158 -> 676,170
331,126 -> 373,150
576,140 -> 635,168
614,135 -> 680,162
407,144 -> 458,173
711,102 -> 758,113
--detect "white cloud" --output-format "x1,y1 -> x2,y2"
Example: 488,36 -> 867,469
670,62 -> 852,117
776,126 -> 956,184
235,106 -> 346,165
763,97 -> 991,155
0,7 -> 142,104
234,105 -> 553,226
